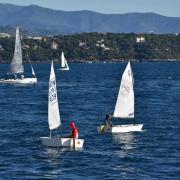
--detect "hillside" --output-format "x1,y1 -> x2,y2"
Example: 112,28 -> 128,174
0,4 -> 180,35
0,33 -> 180,62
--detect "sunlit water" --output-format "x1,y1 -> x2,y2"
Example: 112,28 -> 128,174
0,62 -> 179,179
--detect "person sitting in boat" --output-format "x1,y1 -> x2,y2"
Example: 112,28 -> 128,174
13,74 -> 17,79
67,122 -> 79,139
32,74 -> 36,78
20,74 -> 24,79
4,74 -> 10,80
105,114 -> 113,127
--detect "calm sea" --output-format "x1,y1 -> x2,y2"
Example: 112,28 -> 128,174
0,62 -> 179,179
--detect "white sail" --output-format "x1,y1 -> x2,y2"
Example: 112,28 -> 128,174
9,27 -> 24,74
113,61 -> 134,118
61,52 -> 66,68
61,52 -> 69,70
64,57 -> 69,70
29,56 -> 36,76
48,61 -> 61,130
31,64 -> 36,76
26,51 -> 36,76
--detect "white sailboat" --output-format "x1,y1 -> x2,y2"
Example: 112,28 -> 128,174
98,61 -> 143,133
59,52 -> 69,71
0,27 -> 37,84
40,61 -> 84,148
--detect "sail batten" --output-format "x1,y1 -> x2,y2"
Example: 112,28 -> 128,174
48,61 -> 61,130
9,27 -> 24,74
113,61 -> 134,119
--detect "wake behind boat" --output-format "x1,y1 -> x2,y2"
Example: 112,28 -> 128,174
98,61 -> 143,133
0,27 -> 37,84
40,61 -> 84,148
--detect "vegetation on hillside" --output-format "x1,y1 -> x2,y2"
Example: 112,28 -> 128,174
0,33 -> 180,63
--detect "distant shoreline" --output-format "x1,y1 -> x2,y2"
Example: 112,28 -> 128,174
1,59 -> 180,64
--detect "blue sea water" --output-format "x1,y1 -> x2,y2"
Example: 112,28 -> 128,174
0,62 -> 180,179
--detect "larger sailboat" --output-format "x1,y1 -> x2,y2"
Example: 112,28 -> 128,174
98,61 -> 143,133
0,27 -> 37,84
40,61 -> 84,148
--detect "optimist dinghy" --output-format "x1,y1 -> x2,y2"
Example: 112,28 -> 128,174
98,61 -> 143,133
40,61 -> 84,148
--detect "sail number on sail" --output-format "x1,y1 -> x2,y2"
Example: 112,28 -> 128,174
49,78 -> 57,104
122,81 -> 131,93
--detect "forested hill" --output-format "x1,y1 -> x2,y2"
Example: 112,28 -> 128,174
0,33 -> 180,63
0,3 -> 180,35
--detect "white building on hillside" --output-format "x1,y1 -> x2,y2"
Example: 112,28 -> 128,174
136,36 -> 145,43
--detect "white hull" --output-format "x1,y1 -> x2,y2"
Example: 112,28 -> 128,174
0,77 -> 37,84
98,124 -> 143,133
59,67 -> 69,71
40,137 -> 84,148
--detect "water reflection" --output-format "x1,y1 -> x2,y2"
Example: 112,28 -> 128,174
113,133 -> 136,158
113,133 -> 135,149
33,148 -> 65,179
112,133 -> 140,175
45,147 -> 65,158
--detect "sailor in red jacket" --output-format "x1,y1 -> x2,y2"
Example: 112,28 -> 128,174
69,122 -> 79,138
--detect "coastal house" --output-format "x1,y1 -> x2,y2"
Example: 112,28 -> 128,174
79,41 -> 86,47
136,36 -> 145,43
27,36 -> 43,40
96,42 -> 110,51
51,42 -> 58,50
0,33 -> 11,38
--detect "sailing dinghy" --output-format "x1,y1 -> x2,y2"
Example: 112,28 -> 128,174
0,27 -> 37,84
40,61 -> 84,148
59,52 -> 69,71
98,61 -> 143,133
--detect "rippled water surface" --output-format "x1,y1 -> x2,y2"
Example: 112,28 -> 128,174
0,62 -> 180,179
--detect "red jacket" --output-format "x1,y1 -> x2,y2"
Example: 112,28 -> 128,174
71,128 -> 79,138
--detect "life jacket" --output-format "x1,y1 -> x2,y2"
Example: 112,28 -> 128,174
72,128 -> 79,138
